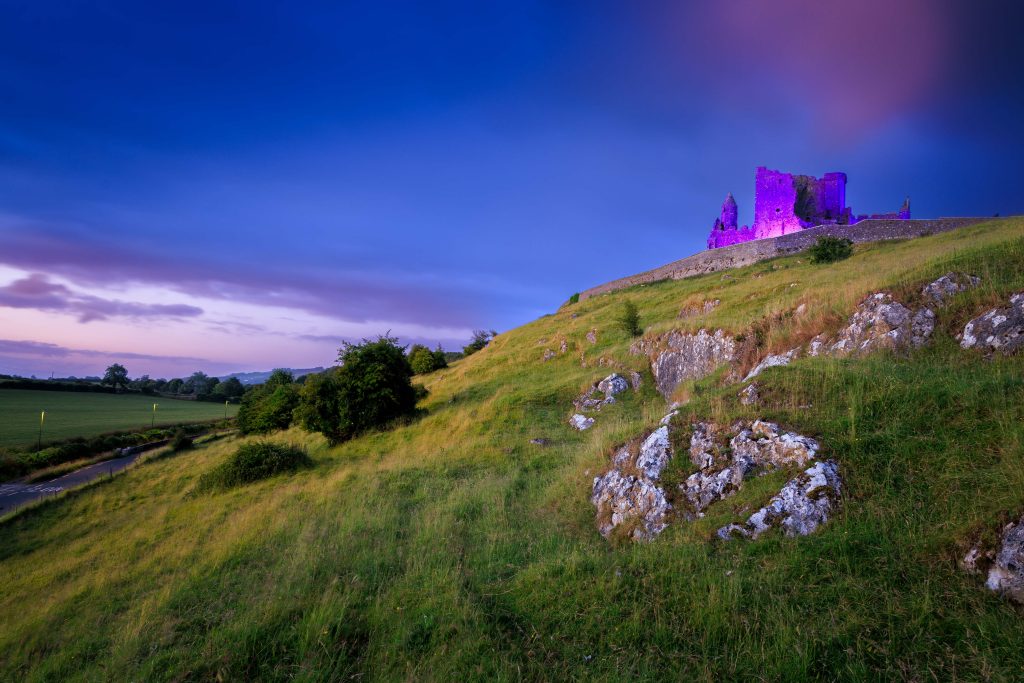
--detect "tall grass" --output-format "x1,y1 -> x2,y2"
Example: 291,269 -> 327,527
0,219 -> 1022,681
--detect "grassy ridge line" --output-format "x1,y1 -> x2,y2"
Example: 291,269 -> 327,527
0,389 -> 239,448
0,219 -> 1021,680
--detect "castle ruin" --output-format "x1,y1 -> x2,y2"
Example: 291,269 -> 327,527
708,167 -> 911,249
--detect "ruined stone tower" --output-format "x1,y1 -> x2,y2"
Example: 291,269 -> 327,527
707,167 -> 910,250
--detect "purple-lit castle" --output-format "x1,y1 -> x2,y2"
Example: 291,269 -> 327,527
707,167 -> 911,249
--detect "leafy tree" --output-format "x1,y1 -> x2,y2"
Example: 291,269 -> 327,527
568,292 -> 580,305
102,363 -> 129,389
236,375 -> 300,435
212,377 -> 245,400
294,369 -> 345,444
296,335 -> 419,444
166,378 -> 184,394
808,236 -> 854,264
463,330 -> 496,356
408,344 -> 448,375
616,300 -> 642,337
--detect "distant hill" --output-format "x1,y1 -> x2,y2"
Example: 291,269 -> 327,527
218,367 -> 325,385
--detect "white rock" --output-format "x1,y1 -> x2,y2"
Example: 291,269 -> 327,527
744,348 -> 800,381
570,414 -> 595,431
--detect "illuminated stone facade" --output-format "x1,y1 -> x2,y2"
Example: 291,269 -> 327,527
708,167 -> 910,249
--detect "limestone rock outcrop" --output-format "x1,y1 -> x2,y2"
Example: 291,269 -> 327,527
569,414 -> 594,431
960,293 -> 1024,355
962,515 -> 1024,604
921,272 -> 980,305
591,414 -> 678,541
744,348 -> 799,380
808,292 -> 934,357
717,460 -> 841,540
738,382 -> 760,405
631,329 -> 736,399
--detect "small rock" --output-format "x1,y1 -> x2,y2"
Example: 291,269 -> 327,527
744,348 -> 799,381
570,414 -> 595,431
718,460 -> 841,540
586,329 -> 598,345
739,383 -> 759,406
559,339 -> 568,353
529,438 -> 550,446
794,303 -> 808,317
542,349 -> 556,362
689,422 -> 726,469
597,373 -> 629,397
960,293 -> 1024,355
659,409 -> 679,426
591,469 -> 671,540
921,272 -> 981,305
731,420 -> 819,470
629,370 -> 643,390
964,516 -> 1024,604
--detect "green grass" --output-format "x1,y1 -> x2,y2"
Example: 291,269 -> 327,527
0,218 -> 1022,681
0,389 -> 239,448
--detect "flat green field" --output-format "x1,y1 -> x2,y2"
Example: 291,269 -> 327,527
0,389 -> 238,448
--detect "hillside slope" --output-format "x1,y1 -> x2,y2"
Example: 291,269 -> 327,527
1,219 -> 1023,681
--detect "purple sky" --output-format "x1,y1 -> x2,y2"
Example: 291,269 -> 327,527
1,0 -> 1022,378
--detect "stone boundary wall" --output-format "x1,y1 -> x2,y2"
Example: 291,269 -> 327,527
578,218 -> 990,301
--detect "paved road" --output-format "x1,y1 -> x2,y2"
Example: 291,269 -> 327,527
0,451 -> 144,515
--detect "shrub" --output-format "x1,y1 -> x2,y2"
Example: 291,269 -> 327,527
462,330 -> 496,356
808,236 -> 854,264
236,375 -> 300,435
197,441 -> 311,491
170,429 -> 193,452
408,344 -> 448,375
296,335 -> 420,444
616,300 -> 642,337
568,292 -> 580,305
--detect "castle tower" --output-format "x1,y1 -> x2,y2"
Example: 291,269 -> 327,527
899,196 -> 911,220
720,193 -> 738,230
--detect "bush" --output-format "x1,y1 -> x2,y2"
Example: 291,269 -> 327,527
197,441 -> 312,491
170,429 -> 193,452
236,371 -> 300,435
616,300 -> 642,337
408,344 -> 448,375
808,236 -> 854,264
296,335 -> 420,445
463,330 -> 496,356
568,292 -> 580,305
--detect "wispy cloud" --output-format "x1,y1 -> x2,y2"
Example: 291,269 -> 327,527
0,273 -> 203,323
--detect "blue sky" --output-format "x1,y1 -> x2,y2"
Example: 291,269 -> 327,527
1,0 -> 1022,377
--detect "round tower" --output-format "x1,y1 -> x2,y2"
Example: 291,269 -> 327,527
720,193 -> 738,230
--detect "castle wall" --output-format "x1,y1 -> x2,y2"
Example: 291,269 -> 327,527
752,167 -> 803,238
578,217 -> 990,302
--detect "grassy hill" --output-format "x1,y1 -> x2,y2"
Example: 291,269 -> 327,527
1,219 -> 1022,681
0,389 -> 239,448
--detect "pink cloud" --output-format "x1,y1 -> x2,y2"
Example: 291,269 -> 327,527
681,0 -> 950,139
0,273 -> 203,323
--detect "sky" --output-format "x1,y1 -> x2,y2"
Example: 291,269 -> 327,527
1,0 -> 1023,379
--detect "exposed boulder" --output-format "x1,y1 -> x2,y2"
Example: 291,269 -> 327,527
682,464 -> 747,516
529,438 -> 550,446
559,339 -> 568,353
817,293 -> 934,357
922,272 -> 981,305
717,460 -> 841,540
688,422 -> 728,469
960,293 -> 1024,355
739,382 -> 760,406
744,348 -> 800,381
597,373 -> 629,397
592,414 -> 678,541
591,470 -> 671,540
635,426 -> 672,479
633,329 -> 736,399
963,516 -> 1024,604
570,414 -> 594,431
730,420 -> 819,470
681,420 -> 820,519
